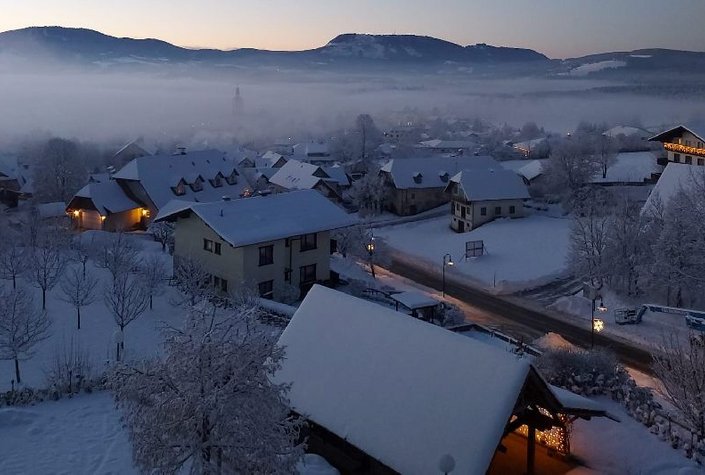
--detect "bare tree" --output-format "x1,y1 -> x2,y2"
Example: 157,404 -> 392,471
104,273 -> 149,360
544,137 -> 598,203
652,332 -> 705,440
69,234 -> 96,277
59,267 -> 98,330
149,221 -> 174,253
139,254 -> 167,310
29,137 -> 88,203
0,285 -> 52,384
96,233 -> 139,282
110,302 -> 303,473
355,113 -> 382,162
568,203 -> 610,287
595,133 -> 618,179
0,240 -> 25,289
349,169 -> 388,216
44,336 -> 92,394
604,197 -> 644,295
29,231 -> 69,310
170,256 -> 216,310
333,225 -> 390,279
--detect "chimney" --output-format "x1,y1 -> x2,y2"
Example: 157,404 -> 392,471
176,146 -> 187,155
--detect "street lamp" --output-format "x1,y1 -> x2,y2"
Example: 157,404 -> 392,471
591,296 -> 607,348
442,253 -> 454,297
367,234 -> 376,279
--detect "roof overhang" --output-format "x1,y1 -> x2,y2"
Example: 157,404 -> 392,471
649,125 -> 705,144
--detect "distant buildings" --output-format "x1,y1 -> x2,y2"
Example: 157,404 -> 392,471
156,190 -> 355,300
292,142 -> 333,165
380,156 -> 498,215
649,124 -> 705,166
445,168 -> 530,232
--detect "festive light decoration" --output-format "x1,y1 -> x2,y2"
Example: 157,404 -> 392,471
664,142 -> 705,157
512,410 -> 572,455
593,318 -> 605,333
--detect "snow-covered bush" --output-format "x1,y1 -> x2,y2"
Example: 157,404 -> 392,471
44,337 -> 93,395
439,303 -> 465,327
536,347 -> 628,396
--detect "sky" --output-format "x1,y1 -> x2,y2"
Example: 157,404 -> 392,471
1,0 -> 704,58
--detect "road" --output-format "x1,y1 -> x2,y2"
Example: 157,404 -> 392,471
386,256 -> 654,373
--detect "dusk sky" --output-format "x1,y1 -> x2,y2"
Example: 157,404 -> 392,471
2,0 -> 705,58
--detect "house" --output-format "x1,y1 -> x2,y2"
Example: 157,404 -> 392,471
292,142 -> 333,165
0,154 -> 31,207
155,190 -> 356,300
642,162 -> 705,215
649,124 -> 705,166
512,137 -> 549,158
66,149 -> 251,231
445,168 -> 530,232
418,139 -> 478,155
269,159 -> 342,201
112,138 -> 154,167
499,159 -> 546,185
274,285 -> 613,475
237,151 -> 288,169
380,156 -> 498,216
603,125 -> 651,140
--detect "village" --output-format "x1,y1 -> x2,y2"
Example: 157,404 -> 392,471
1,108 -> 704,475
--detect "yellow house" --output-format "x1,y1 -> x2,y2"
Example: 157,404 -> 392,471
155,189 -> 356,301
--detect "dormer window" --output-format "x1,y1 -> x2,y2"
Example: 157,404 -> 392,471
439,171 -> 449,183
210,172 -> 224,188
413,172 -> 423,184
172,179 -> 186,196
190,176 -> 204,192
225,170 -> 238,185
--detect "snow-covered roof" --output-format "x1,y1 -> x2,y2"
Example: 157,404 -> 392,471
37,202 -> 68,219
274,285 -> 532,475
389,291 -> 439,310
649,123 -> 705,144
70,181 -> 141,215
603,125 -> 651,139
113,138 -> 155,158
381,156 -> 498,189
642,162 -> 705,214
321,165 -> 351,187
499,159 -> 546,181
111,149 -> 250,209
418,139 -> 477,150
269,159 -> 330,191
156,190 -> 356,247
512,137 -> 547,151
292,142 -> 329,157
450,168 -> 530,201
589,152 -> 662,184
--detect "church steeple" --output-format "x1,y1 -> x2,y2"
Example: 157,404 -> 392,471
233,86 -> 244,117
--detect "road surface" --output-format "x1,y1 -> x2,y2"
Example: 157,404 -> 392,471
385,256 -> 654,373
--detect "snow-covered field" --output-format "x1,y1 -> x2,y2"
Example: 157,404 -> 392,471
0,392 -> 338,475
376,214 -> 572,293
0,233 -> 179,392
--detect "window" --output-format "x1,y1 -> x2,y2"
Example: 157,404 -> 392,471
220,278 -> 228,292
509,205 -> 516,214
686,140 -> 692,147
210,174 -> 223,188
480,207 -> 487,216
300,264 -> 317,284
190,177 -> 203,192
674,153 -> 681,162
685,156 -> 693,165
259,245 -> 273,266
225,171 -> 238,185
698,158 -> 704,166
410,192 -> 415,200
258,280 -> 274,300
494,206 -> 501,215
173,181 -> 186,196
301,233 -> 317,251
214,242 -> 222,255
203,238 -> 213,252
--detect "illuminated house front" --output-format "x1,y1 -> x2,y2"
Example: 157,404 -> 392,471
649,124 -> 705,166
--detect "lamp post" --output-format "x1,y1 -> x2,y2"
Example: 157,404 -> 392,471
442,253 -> 454,297
591,296 -> 607,349
367,234 -> 376,279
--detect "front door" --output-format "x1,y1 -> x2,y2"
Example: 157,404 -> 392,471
458,221 -> 465,233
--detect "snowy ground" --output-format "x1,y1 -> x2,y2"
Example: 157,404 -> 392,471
0,232 -> 179,391
376,213 -> 572,293
0,389 -> 695,475
0,392 -> 338,475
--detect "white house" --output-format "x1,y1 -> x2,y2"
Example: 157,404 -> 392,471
274,286 -> 612,475
155,190 -> 356,300
445,168 -> 530,232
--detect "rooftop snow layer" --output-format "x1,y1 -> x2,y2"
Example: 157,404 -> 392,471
643,162 -> 705,214
269,160 -> 329,190
72,181 -> 141,215
156,189 -> 356,247
381,156 -> 498,189
451,167 -> 530,201
590,151 -> 662,184
274,285 -> 531,475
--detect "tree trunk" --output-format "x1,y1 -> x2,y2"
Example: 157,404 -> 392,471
14,358 -> 20,384
12,274 -> 16,289
149,294 -> 153,310
77,306 -> 81,330
42,288 -> 47,310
